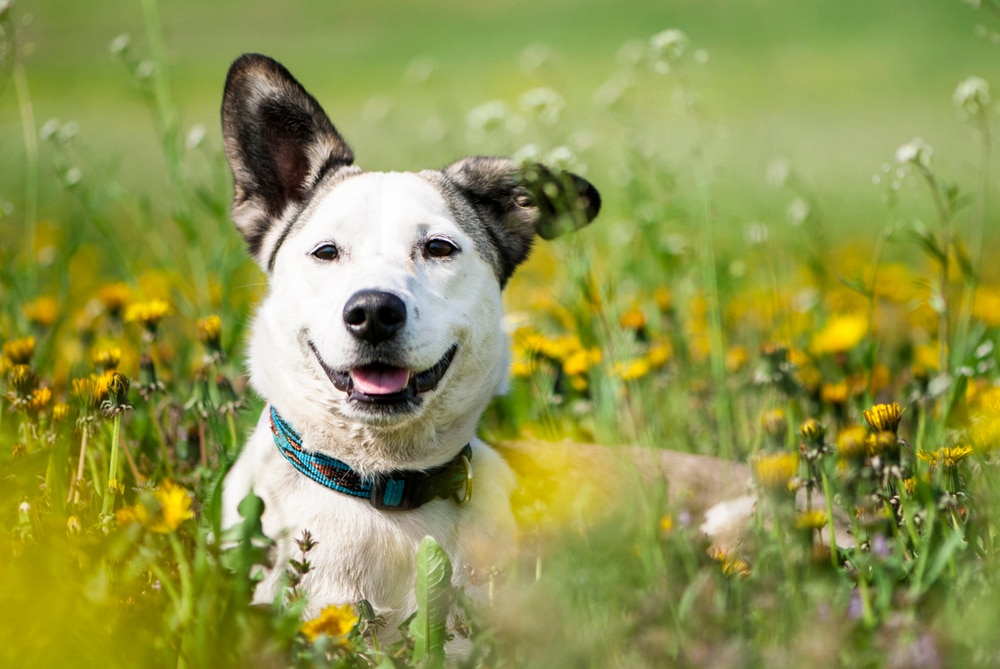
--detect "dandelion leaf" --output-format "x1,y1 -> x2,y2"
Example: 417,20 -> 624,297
409,535 -> 453,667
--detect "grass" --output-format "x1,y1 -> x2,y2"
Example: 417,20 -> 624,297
3,0 -> 1000,666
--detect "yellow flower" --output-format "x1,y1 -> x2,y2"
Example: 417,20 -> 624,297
562,347 -> 600,377
92,347 -> 122,371
646,342 -> 672,368
973,285 -> 1000,328
820,381 -> 849,407
130,480 -> 195,533
124,299 -> 171,330
836,425 -> 869,460
654,286 -> 673,312
659,515 -> 673,534
725,345 -> 748,373
52,403 -> 70,422
810,313 -> 867,355
799,418 -> 825,444
708,546 -> 751,579
760,408 -> 787,440
863,402 -> 903,435
917,446 -> 973,469
614,357 -> 651,381
620,307 -> 646,330
98,282 -> 132,318
197,315 -> 223,350
794,510 -> 828,531
151,481 -> 195,532
26,386 -> 52,414
301,604 -> 359,644
752,451 -> 799,494
23,296 -> 59,328
3,336 -> 36,365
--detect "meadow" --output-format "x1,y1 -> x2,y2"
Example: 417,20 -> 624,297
3,0 -> 1000,666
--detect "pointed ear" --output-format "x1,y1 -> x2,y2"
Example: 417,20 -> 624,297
221,53 -> 354,260
443,157 -> 600,283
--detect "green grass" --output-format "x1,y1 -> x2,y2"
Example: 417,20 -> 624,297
3,0 -> 1000,666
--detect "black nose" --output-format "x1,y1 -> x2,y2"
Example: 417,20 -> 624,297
343,290 -> 407,344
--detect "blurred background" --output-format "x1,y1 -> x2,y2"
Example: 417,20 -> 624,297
2,0 -> 995,221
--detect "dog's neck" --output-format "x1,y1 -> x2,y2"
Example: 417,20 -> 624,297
268,406 -> 473,510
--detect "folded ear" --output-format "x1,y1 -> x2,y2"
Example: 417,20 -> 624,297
221,53 -> 354,261
442,157 -> 600,284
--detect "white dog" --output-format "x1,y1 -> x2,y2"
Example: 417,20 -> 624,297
219,54 -> 600,635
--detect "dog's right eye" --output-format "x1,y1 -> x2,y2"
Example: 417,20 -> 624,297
311,243 -> 339,261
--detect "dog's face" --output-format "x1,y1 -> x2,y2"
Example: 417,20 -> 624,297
222,54 -> 599,467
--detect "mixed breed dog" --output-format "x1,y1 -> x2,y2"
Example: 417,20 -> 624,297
219,53 -> 750,640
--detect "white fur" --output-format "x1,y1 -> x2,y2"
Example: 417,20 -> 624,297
222,171 -> 517,634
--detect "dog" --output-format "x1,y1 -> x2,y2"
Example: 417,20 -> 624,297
219,53 -> 601,636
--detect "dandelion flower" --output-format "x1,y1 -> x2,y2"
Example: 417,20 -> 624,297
92,347 -> 122,371
130,481 -> 195,533
620,308 -> 646,330
863,402 -> 903,435
124,299 -> 171,334
917,446 -> 973,469
707,546 -> 750,579
197,315 -> 223,350
794,510 -> 828,531
23,297 -> 59,328
3,336 -> 36,365
98,282 -> 132,318
799,418 -> 826,444
752,451 -> 799,494
301,603 -> 360,644
836,425 -> 869,460
810,313 -> 867,355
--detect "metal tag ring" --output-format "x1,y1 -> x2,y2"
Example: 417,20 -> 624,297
453,454 -> 473,505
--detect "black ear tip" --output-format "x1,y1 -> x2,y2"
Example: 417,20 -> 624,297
573,175 -> 601,222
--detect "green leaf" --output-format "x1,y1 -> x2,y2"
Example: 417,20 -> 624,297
409,536 -> 453,667
220,489 -> 274,602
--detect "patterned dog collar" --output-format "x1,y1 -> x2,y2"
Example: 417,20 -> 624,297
269,406 -> 473,510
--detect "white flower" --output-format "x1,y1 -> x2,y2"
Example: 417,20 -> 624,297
39,119 -> 61,142
766,158 -> 790,188
186,124 -> 206,149
109,33 -> 131,56
405,57 -> 436,85
519,45 -> 552,73
895,138 -> 933,169
953,75 -> 990,116
546,146 -> 582,172
787,197 -> 810,226
64,167 -> 82,187
512,143 -> 542,165
650,29 -> 689,61
466,100 -> 510,131
520,87 -> 564,126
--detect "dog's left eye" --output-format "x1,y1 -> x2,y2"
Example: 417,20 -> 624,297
424,238 -> 459,259
311,243 -> 340,261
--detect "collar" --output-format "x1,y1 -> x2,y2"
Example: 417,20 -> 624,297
268,406 -> 473,511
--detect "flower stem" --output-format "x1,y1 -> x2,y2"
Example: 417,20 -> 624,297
101,414 -> 123,515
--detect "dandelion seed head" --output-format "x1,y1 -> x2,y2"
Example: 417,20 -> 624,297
895,138 -> 933,169
109,33 -> 131,56
953,75 -> 990,116
520,87 -> 564,126
650,28 -> 689,61
519,44 -> 552,73
185,124 -> 206,149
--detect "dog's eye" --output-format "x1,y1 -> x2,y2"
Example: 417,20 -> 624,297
424,238 -> 459,259
311,243 -> 339,261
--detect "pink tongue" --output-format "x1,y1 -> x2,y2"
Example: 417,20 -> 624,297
351,366 -> 410,395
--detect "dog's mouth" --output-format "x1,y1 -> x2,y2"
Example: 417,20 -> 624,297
309,342 -> 458,408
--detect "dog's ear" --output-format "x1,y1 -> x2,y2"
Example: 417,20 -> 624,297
443,157 -> 601,283
222,53 -> 354,260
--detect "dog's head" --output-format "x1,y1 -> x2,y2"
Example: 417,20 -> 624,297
222,54 -> 599,468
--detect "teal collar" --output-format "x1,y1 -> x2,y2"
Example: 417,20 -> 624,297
269,406 -> 473,510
